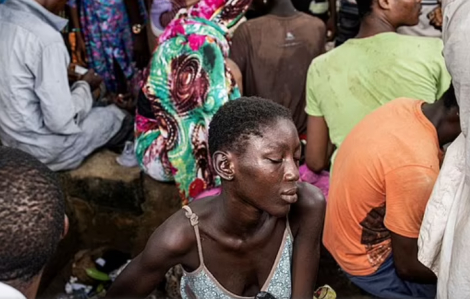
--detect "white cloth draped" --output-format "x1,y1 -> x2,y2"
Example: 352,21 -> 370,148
418,1 -> 470,298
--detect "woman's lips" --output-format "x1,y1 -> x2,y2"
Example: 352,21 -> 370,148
281,187 -> 298,204
281,194 -> 298,204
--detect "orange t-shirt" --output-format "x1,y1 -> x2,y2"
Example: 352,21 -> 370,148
323,98 -> 442,276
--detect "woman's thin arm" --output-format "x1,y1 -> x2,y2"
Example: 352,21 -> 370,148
106,211 -> 194,298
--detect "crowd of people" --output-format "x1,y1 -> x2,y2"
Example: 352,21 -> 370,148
0,0 -> 469,298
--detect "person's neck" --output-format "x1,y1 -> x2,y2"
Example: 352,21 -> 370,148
33,0 -> 60,14
4,275 -> 41,299
356,15 -> 396,39
215,190 -> 274,240
422,102 -> 447,147
268,0 -> 298,17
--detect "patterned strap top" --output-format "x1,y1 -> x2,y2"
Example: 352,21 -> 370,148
180,206 -> 293,299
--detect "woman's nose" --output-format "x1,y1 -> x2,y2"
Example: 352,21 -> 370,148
284,159 -> 300,182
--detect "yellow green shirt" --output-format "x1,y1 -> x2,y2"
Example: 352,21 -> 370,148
306,32 -> 451,166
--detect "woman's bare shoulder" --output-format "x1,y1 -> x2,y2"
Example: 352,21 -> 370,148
289,182 -> 326,235
144,198 -> 217,257
143,207 -> 198,260
296,182 -> 326,210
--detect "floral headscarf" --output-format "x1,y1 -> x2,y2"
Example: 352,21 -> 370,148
135,0 -> 251,205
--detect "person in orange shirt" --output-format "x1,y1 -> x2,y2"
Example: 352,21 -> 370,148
323,86 -> 460,299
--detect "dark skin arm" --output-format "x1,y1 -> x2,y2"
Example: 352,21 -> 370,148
385,166 -> 438,285
305,116 -> 335,173
123,0 -> 150,69
123,0 -> 144,30
106,211 -> 195,298
290,182 -> 326,298
68,5 -> 80,34
226,58 -> 243,95
68,3 -> 87,64
327,0 -> 337,41
390,232 -> 437,284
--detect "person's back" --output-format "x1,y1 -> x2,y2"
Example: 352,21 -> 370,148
324,91 -> 461,298
325,98 -> 441,274
136,0 -> 250,205
230,10 -> 325,135
307,33 -> 449,154
0,0 -> 68,141
304,0 -> 451,174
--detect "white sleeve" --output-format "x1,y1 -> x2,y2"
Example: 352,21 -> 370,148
34,42 -> 93,134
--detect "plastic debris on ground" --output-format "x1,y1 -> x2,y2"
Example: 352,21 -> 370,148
58,248 -> 131,299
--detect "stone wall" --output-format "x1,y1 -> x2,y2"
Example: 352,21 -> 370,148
39,150 -> 181,295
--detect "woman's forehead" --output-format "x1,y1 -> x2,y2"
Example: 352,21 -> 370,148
249,122 -> 300,150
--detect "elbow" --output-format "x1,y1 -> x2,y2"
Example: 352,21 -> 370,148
305,157 -> 327,173
395,266 -> 410,281
395,264 -> 415,281
395,262 -> 437,284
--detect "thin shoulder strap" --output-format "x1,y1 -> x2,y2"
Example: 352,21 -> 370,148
286,216 -> 293,239
182,205 -> 205,265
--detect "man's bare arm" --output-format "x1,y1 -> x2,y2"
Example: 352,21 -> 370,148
391,232 -> 437,284
306,116 -> 332,172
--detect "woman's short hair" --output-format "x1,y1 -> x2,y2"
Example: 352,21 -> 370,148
209,97 -> 293,155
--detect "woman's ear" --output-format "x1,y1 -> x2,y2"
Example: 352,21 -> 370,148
213,150 -> 235,181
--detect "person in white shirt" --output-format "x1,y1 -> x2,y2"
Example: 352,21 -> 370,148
0,0 -> 133,171
418,0 -> 470,298
0,147 -> 68,299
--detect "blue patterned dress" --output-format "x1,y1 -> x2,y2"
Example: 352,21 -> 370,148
67,0 -> 147,92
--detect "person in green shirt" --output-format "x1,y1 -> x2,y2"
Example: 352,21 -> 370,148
305,0 -> 451,173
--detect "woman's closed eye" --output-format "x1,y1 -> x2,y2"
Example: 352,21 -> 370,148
268,158 -> 283,164
268,157 -> 300,164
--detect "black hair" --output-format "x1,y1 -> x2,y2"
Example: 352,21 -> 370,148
209,97 -> 293,155
442,84 -> 458,109
356,0 -> 374,19
0,147 -> 65,283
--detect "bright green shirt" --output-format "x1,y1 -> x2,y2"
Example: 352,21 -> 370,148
306,32 -> 451,165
